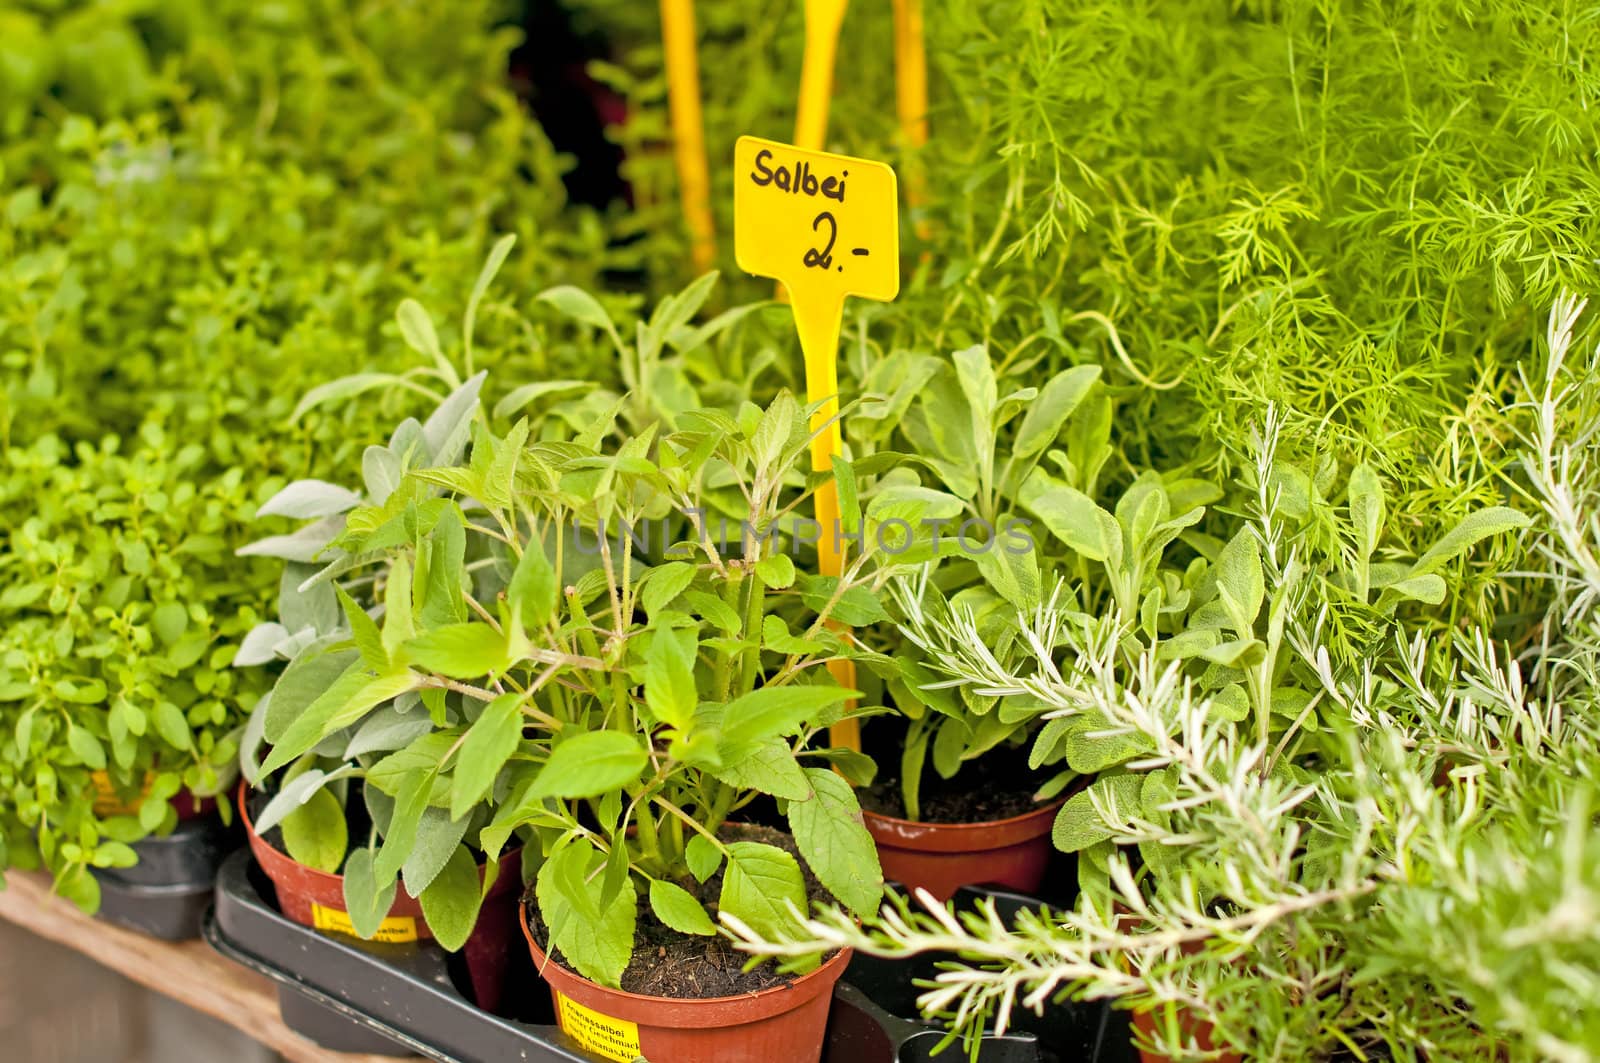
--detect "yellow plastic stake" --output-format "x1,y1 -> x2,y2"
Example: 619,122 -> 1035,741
777,0 -> 849,306
891,0 -> 931,238
794,0 -> 849,151
661,0 -> 716,272
734,136 -> 898,752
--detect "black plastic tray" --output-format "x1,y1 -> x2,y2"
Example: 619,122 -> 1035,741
92,814 -> 241,940
205,850 -> 1063,1063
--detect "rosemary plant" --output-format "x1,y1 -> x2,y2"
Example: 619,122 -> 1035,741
721,302 -> 1590,1058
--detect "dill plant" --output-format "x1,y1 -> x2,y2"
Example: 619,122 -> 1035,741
574,0 -> 1598,573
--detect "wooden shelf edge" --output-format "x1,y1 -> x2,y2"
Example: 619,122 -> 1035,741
0,871 -> 412,1063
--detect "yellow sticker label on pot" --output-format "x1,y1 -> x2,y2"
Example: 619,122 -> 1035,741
310,903 -> 418,944
554,992 -> 642,1063
733,135 -> 899,306
91,770 -> 151,816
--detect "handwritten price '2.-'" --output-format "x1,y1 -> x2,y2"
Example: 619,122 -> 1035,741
734,136 -> 898,303
804,211 -> 838,270
800,211 -> 876,272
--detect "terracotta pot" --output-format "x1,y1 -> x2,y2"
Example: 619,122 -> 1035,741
239,781 -> 521,1012
1114,910 -> 1241,1063
862,799 -> 1065,901
520,901 -> 850,1063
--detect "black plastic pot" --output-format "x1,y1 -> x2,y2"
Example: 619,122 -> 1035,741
205,850 -> 1075,1062
826,981 -> 1049,1063
844,882 -> 1138,1063
92,813 -> 239,940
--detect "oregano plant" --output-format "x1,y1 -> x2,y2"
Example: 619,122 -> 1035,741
0,421 -> 273,909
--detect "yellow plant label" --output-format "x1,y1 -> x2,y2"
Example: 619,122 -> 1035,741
309,903 -> 418,944
91,770 -> 151,816
554,991 -> 643,1063
733,135 -> 900,755
734,135 -> 899,308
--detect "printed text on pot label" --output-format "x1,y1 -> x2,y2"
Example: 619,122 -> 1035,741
555,992 -> 643,1062
310,903 -> 419,943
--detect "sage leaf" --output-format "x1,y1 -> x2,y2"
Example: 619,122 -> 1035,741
789,768 -> 883,916
253,766 -> 355,835
1217,529 -> 1265,634
406,622 -> 509,679
537,286 -> 623,353
529,732 -> 647,800
1015,365 -> 1100,460
342,847 -> 398,941
260,671 -> 419,776
450,693 -> 524,820
234,622 -> 290,667
290,374 -> 411,424
685,834 -> 723,883
396,298 -> 447,373
1018,471 -> 1113,562
236,516 -> 344,563
1347,463 -> 1384,562
648,879 -> 716,936
419,844 -> 483,952
465,233 -> 516,356
493,380 -> 591,420
1408,506 -> 1530,578
375,770 -> 430,882
257,480 -> 362,520
402,805 -> 473,898
974,541 -> 1041,610
710,739 -> 812,800
421,372 -> 486,468
281,785 -> 348,874
536,840 -> 635,988
1052,774 -> 1144,853
719,841 -> 808,942
343,701 -> 434,759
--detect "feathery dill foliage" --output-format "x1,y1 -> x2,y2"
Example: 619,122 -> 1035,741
575,0 -> 1598,546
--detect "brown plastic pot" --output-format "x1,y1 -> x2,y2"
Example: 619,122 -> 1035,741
520,901 -> 850,1063
239,781 -> 521,1012
862,798 -> 1065,901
